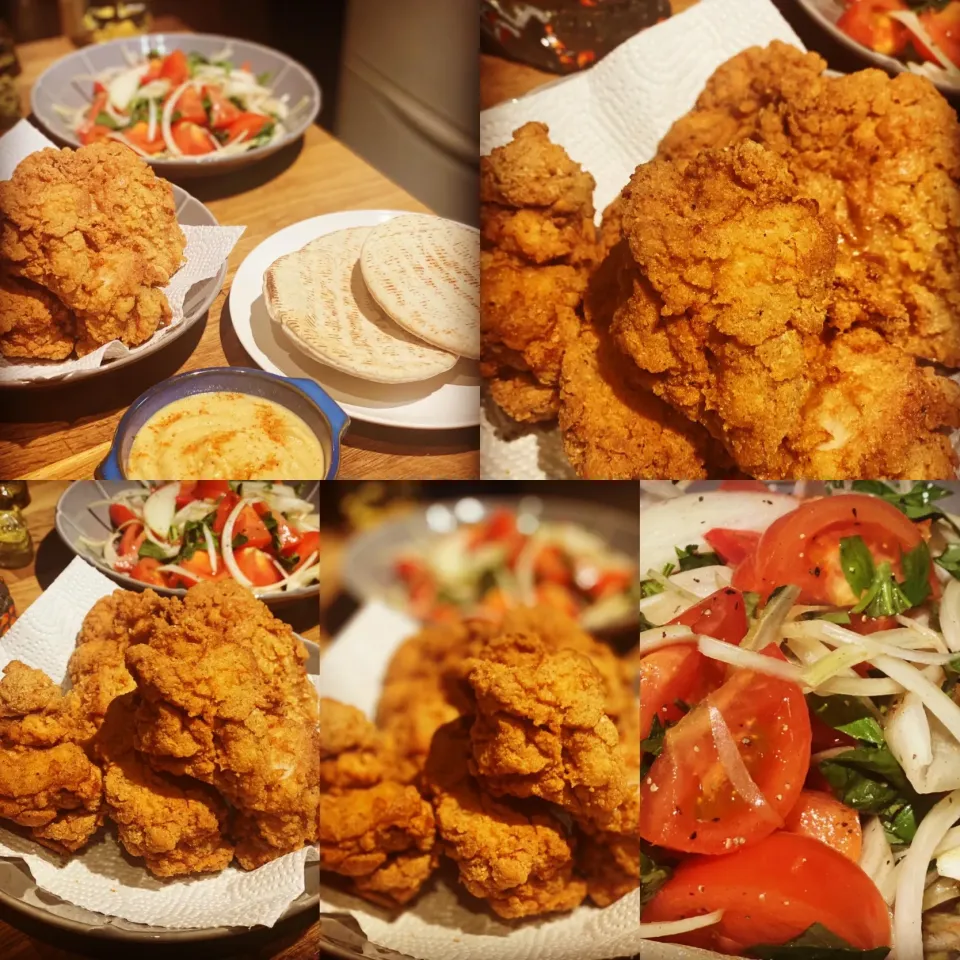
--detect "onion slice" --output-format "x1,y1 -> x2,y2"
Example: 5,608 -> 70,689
220,497 -> 254,588
638,625 -> 697,656
742,585 -> 800,652
203,523 -> 218,575
698,636 -> 803,683
638,910 -> 725,940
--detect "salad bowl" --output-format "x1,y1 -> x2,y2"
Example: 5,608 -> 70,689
31,33 -> 321,178
55,480 -> 320,606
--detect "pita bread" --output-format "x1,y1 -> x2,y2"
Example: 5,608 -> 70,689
359,213 -> 480,359
263,226 -> 458,384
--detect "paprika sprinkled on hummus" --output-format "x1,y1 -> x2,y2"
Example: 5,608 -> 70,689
127,392 -> 324,479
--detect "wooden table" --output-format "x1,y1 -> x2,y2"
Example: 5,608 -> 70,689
0,480 -> 320,959
0,29 -> 478,482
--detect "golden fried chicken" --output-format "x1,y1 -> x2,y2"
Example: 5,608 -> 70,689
94,694 -> 234,878
0,270 -> 75,361
0,142 -> 185,351
612,141 -> 838,477
754,69 -> 960,366
319,698 -> 437,906
481,122 -> 599,422
124,581 -> 318,870
658,41 -> 827,166
559,238 -> 730,479
423,718 -> 586,918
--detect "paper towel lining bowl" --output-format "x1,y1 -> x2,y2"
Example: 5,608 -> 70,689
0,639 -> 321,941
0,183 -> 226,391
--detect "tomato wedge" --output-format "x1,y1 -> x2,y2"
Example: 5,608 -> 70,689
124,121 -> 167,155
639,588 -> 748,740
732,494 -> 924,604
174,86 -> 208,125
140,56 -> 163,85
79,124 -> 113,146
642,832 -> 891,953
175,482 -> 198,509
917,3 -> 960,68
109,504 -> 138,528
213,492 -> 239,535
232,505 -> 272,550
837,0 -> 909,56
225,112 -> 270,144
293,530 -> 319,568
783,789 -> 862,861
204,86 -> 241,129
234,546 -> 283,587
159,49 -> 189,86
116,523 -> 146,572
719,480 -> 771,493
131,557 -> 166,587
640,665 -> 811,854
704,528 -> 760,567
171,120 -> 215,156
195,480 -> 231,501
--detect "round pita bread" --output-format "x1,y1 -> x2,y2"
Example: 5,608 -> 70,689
359,213 -> 480,359
263,226 -> 457,384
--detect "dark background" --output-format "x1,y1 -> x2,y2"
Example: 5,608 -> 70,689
6,0 -> 350,130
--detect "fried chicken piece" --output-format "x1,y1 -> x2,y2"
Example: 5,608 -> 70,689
0,270 -> 75,361
753,70 -> 960,366
612,141 -> 839,477
124,581 -> 318,870
463,633 -> 627,823
423,718 -> 586,918
658,41 -> 827,166
351,850 -> 440,908
94,694 -> 234,878
0,142 -> 185,350
559,238 -> 730,478
481,123 -> 599,423
320,698 -> 392,791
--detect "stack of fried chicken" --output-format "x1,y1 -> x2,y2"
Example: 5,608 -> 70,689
481,42 -> 960,480
0,580 -> 319,877
0,142 -> 185,362
319,606 -> 641,917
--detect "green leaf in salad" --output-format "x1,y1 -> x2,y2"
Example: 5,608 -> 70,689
93,111 -> 120,130
178,518 -> 216,562
674,544 -> 721,572
213,59 -> 234,72
126,98 -> 152,124
807,694 -> 885,746
187,51 -> 209,75
936,543 -> 960,579
840,537 -> 915,617
800,610 -> 852,625
745,923 -> 890,960
899,540 -> 931,608
640,579 -> 664,598
256,71 -> 272,85
137,541 -> 169,561
640,845 -> 671,909
250,121 -> 276,147
232,533 -> 249,550
743,590 -> 761,619
839,535 -> 875,598
844,480 -> 960,536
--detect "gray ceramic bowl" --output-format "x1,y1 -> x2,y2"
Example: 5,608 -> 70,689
1,182 -> 225,390
31,32 -> 321,178
56,479 -> 320,605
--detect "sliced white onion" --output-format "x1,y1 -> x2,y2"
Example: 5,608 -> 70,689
638,625 -> 698,656
742,585 -> 800,652
886,691 -> 933,775
107,131 -> 150,157
895,790 -> 960,959
860,817 -> 897,906
156,563 -> 201,583
815,677 -> 906,697
698,636 -> 803,683
143,483 -> 179,540
639,568 -> 734,626
923,875 -> 960,912
202,524 -> 218,575
940,579 -> 960,653
935,826 -> 960,858
638,909 -> 725,940
896,614 -> 947,651
102,529 -> 122,568
801,644 -> 871,689
147,96 -> 157,143
255,551 -> 319,596
172,499 -> 216,529
220,497 -> 254,588
161,80 -> 195,156
709,701 -> 783,825
872,655 -> 960,747
784,622 -> 956,666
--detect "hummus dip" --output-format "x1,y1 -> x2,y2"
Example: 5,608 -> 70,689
127,392 -> 325,479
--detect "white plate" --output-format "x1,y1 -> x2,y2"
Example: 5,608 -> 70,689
228,210 -> 480,430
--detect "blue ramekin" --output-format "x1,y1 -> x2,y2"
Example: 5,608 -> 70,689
98,367 -> 349,480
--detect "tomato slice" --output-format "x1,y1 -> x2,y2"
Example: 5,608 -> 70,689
535,582 -> 579,619
175,482 -> 198,509
232,505 -> 272,550
733,494 -> 923,604
171,120 -> 215,156
642,832 -> 890,953
195,480 -> 231,501
124,121 -> 167,154
79,124 -> 113,146
293,530 -> 319,569
639,588 -> 749,740
234,546 -> 283,587
640,666 -> 811,854
174,86 -> 208,126
704,528 -> 760,566
141,56 -> 163,85
159,49 -> 189,86
109,504 -> 138,528
225,112 -> 270,144
783,790 -> 862,861
837,0 -> 909,56
212,492 -> 239,535
533,545 -> 572,585
116,523 -> 146,572
131,557 -> 166,587
917,4 -> 960,68
204,86 -> 241,129
589,569 -> 633,599
719,480 -> 771,493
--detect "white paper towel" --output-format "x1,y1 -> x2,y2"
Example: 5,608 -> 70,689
0,120 -> 245,384
0,557 -> 316,930
479,0 -> 804,480
319,601 -> 654,960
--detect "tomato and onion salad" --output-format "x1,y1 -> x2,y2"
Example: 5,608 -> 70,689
391,506 -> 635,627
60,46 -> 296,160
80,480 -> 318,595
836,0 -> 960,79
638,484 -> 960,958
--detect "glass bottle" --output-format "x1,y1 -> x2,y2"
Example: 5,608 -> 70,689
0,485 -> 32,569
0,481 -> 28,509
60,1 -> 153,46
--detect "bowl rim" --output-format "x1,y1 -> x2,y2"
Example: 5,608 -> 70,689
29,30 -> 322,168
105,366 -> 340,480
54,478 -> 320,602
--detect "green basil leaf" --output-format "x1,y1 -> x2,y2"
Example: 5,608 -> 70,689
94,111 -> 120,130
640,579 -> 664,598
137,541 -> 168,560
807,694 -> 885,746
746,923 -> 891,960
936,543 -> 960,580
839,535 -> 875,599
232,533 -> 249,549
849,480 -> 953,522
674,545 -> 721,572
640,846 -> 671,909
743,591 -> 761,619
899,541 -> 931,608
